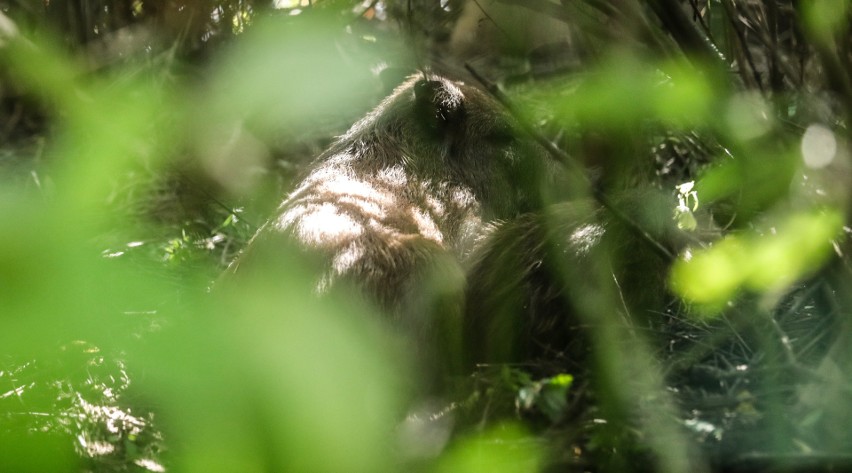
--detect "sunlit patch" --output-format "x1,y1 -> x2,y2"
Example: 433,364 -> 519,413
75,396 -> 149,459
78,436 -> 115,456
279,161 -> 489,289
683,418 -> 717,435
333,243 -> 366,274
675,181 -> 699,231
449,187 -> 476,209
801,123 -> 836,169
377,165 -> 409,188
337,195 -> 384,219
0,385 -> 25,399
410,207 -> 444,244
367,218 -> 406,240
285,203 -> 364,245
315,273 -> 333,295
134,458 -> 166,473
424,194 -> 446,217
272,0 -> 311,8
317,174 -> 377,200
455,214 -> 486,258
569,224 -> 605,256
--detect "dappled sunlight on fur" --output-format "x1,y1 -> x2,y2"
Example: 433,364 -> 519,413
238,75 -> 551,319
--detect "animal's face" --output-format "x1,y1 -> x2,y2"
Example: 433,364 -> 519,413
389,76 -> 548,220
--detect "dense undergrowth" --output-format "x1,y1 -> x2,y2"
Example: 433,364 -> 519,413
2,0 -> 852,472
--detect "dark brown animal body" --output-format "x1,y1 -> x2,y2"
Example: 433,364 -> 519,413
233,74 -> 680,375
233,75 -> 554,365
464,189 -> 684,365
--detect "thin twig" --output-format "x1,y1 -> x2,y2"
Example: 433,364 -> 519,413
473,0 -> 514,39
464,63 -> 676,262
720,0 -> 766,94
766,0 -> 783,92
646,0 -> 728,67
686,0 -> 712,39
734,1 -> 803,89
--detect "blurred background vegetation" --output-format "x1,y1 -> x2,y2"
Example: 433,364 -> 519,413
2,0 -> 852,471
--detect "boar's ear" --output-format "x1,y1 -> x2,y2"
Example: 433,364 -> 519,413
414,79 -> 466,135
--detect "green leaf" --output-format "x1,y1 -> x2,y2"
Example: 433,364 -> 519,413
671,209 -> 843,314
435,423 -> 545,473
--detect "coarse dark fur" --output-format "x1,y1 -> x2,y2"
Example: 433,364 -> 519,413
464,201 -> 603,366
463,190 -> 686,366
230,74 -> 556,369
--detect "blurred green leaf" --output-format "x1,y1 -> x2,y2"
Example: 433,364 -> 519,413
1,33 -> 179,229
201,14 -> 373,131
725,92 -> 773,141
0,430 -> 78,473
435,423 -> 545,473
671,209 -> 843,313
801,0 -> 850,42
670,236 -> 748,310
190,13 -> 385,193
697,147 -> 798,223
131,244 -> 407,473
0,31 -> 80,107
554,55 -> 715,130
0,193 -> 170,357
747,210 -> 844,290
1,17 -> 411,472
